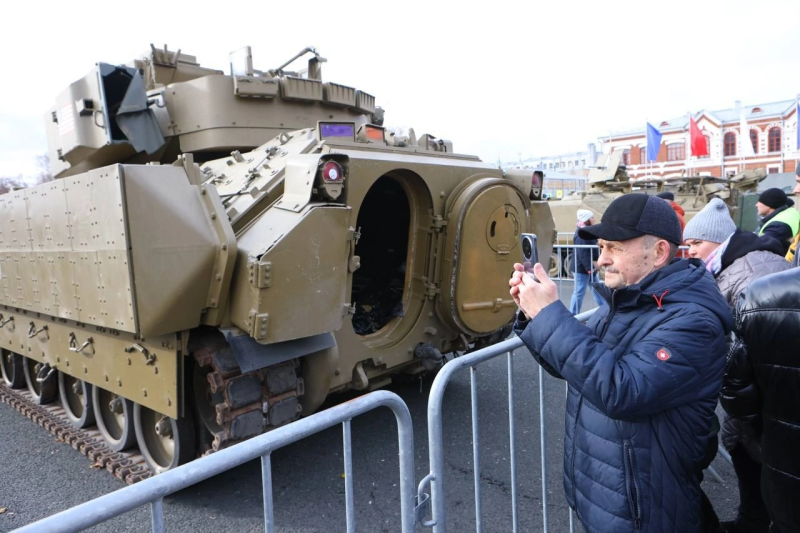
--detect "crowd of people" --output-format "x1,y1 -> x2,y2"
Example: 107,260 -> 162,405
512,166 -> 800,533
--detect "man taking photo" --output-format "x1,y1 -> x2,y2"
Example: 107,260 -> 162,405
509,194 -> 731,533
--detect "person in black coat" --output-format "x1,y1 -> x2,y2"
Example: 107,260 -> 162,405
721,268 -> 800,533
755,188 -> 800,255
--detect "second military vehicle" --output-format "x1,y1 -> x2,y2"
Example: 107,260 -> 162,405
547,150 -> 765,276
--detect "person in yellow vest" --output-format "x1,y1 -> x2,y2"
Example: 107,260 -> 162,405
755,187 -> 800,256
784,165 -> 800,265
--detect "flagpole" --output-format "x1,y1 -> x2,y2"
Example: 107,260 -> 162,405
687,113 -> 691,178
647,120 -> 651,178
796,93 -> 800,168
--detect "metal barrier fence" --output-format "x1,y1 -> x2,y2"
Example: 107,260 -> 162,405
417,308 -> 599,533
14,298 -> 732,532
13,390 -> 417,533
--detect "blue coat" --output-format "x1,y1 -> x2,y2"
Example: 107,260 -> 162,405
514,259 -> 732,532
571,227 -> 600,274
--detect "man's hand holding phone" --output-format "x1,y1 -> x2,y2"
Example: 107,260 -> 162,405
511,233 -> 558,320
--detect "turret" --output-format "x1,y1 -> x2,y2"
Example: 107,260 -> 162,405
43,45 -> 380,179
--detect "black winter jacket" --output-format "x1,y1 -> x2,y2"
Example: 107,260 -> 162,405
570,227 -> 599,274
721,268 -> 800,531
714,231 -> 789,455
757,205 -> 794,255
515,259 -> 732,532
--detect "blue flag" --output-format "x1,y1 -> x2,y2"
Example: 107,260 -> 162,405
796,102 -> 800,150
646,123 -> 663,161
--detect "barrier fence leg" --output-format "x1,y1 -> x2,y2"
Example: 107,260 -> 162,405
706,465 -> 724,484
471,365 -> 483,533
507,351 -> 519,533
717,445 -> 733,467
343,419 -> 356,533
557,245 -> 563,281
151,498 -> 165,533
539,366 -> 549,533
262,453 -> 275,533
567,381 -> 575,533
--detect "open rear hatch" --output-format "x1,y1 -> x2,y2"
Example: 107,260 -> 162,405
437,178 -> 528,337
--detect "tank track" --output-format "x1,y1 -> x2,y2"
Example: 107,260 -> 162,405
0,333 -> 304,484
0,382 -> 152,485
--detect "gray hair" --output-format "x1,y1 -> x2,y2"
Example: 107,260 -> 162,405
642,234 -> 679,261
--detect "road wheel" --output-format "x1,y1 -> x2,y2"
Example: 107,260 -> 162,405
93,387 -> 136,452
1,350 -> 25,389
23,358 -> 58,404
58,372 -> 95,428
134,404 -> 195,474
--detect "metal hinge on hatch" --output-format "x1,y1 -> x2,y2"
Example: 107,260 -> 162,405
248,259 -> 272,288
347,226 -> 362,244
424,283 -> 440,299
247,310 -> 269,340
347,227 -> 362,273
431,216 -> 446,233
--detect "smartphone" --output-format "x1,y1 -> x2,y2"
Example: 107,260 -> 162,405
521,233 -> 538,277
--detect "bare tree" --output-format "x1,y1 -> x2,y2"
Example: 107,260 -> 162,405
0,153 -> 53,193
34,154 -> 53,183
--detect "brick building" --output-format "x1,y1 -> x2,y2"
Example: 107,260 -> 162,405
598,99 -> 799,179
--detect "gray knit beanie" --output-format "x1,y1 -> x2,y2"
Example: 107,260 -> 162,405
683,198 -> 737,243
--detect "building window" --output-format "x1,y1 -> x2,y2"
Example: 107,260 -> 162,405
750,130 -> 759,154
621,149 -> 630,165
724,132 -> 737,156
667,143 -> 685,161
769,128 -> 781,152
639,147 -> 647,164
768,167 -> 779,174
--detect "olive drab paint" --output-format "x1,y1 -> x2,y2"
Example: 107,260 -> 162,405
0,44 -> 555,472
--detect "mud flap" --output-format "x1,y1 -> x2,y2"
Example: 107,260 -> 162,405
222,330 -> 336,374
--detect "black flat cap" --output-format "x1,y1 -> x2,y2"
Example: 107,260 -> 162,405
656,191 -> 674,201
578,194 -> 682,245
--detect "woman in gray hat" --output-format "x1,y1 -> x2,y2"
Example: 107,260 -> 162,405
683,198 -> 790,533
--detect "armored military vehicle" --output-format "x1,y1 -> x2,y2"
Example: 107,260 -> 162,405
0,45 -> 554,476
547,150 -> 765,276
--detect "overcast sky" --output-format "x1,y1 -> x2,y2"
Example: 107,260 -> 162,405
1,0 -> 798,176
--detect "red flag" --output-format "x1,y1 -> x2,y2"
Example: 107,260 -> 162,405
689,117 -> 708,157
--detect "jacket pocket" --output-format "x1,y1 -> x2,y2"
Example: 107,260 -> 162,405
623,440 -> 642,531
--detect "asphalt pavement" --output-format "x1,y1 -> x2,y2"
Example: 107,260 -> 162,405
0,280 -> 739,533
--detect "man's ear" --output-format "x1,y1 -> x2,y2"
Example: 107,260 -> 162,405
655,240 -> 672,267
